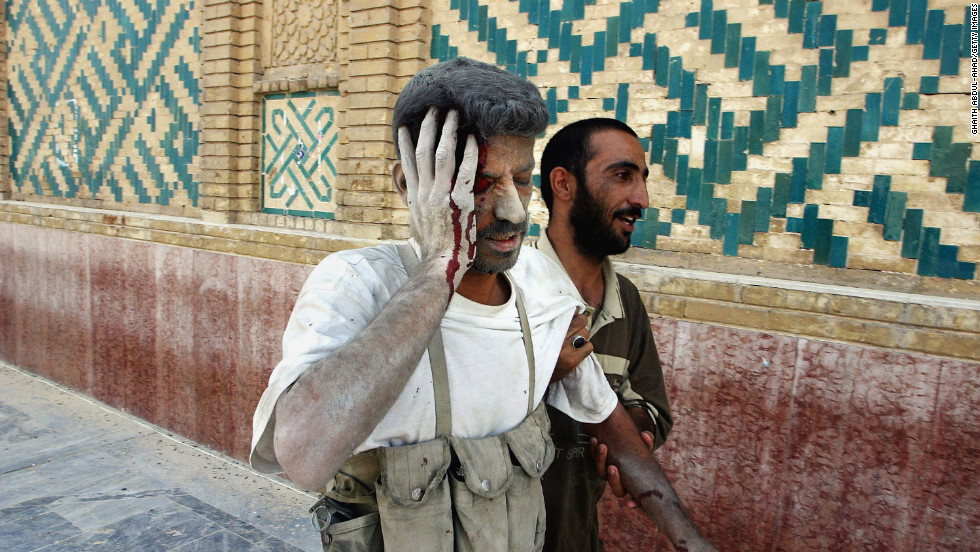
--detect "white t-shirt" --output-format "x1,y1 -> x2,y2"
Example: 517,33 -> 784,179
249,242 -> 618,474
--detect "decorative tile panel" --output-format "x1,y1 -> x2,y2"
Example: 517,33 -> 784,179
5,0 -> 201,209
261,91 -> 341,219
432,0 -> 979,280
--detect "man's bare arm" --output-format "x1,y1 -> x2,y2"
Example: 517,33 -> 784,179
272,108 -> 479,492
585,404 -> 718,552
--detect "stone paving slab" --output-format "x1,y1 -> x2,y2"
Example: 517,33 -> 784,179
0,363 -> 322,552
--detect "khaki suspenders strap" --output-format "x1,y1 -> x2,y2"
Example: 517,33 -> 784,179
397,242 -> 453,437
512,281 -> 536,417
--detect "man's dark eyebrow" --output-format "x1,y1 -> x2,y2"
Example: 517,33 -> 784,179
605,160 -> 645,174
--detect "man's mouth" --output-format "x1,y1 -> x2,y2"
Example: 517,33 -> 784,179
616,214 -> 638,232
485,233 -> 521,252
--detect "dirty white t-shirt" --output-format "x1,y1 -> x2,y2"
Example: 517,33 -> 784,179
250,242 -> 618,474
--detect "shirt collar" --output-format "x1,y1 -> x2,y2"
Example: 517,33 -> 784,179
536,229 -> 624,329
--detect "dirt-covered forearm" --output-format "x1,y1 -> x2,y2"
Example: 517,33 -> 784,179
273,258 -> 454,492
586,404 -> 718,552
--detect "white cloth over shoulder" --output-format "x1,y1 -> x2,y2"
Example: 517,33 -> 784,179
249,243 -> 617,474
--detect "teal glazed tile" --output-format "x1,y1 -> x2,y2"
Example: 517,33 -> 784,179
686,12 -> 699,27
939,24 -> 962,76
679,110 -> 693,138
739,37 -> 756,80
888,0 -> 908,27
791,157 -> 807,202
738,200 -> 756,244
642,33 -> 657,69
869,28 -> 887,45
906,0 -> 927,44
606,18 -> 620,56
782,82 -> 800,127
538,50 -> 548,63
686,168 -> 702,209
721,111 -> 734,139
902,92 -> 919,109
725,23 -> 741,68
593,32 -> 606,71
902,209 -> 924,259
917,226 -> 941,275
936,244 -> 959,278
868,174 -> 891,224
663,138 -> 678,179
755,187 -> 773,231
617,5 -> 631,43
829,235 -> 848,267
852,45 -> 868,61
928,126 -> 953,178
604,97 -> 615,111
945,143 -> 971,193
919,75 -> 939,94
753,51 -> 770,96
717,140 -> 733,183
616,83 -> 630,121
698,183 -> 715,224
650,124 -> 666,163
799,65 -> 818,111
581,45 -> 593,84
659,221 -> 673,236
853,190 -> 871,207
819,14 -> 837,47
570,36 -> 582,72
733,127 -> 749,171
803,1 -> 822,48
655,46 -> 670,87
843,109 -> 863,157
528,63 -> 538,76
693,84 -> 709,124
818,47 -> 834,78
769,65 -> 785,95
708,97 -> 722,139
872,0 -> 889,10
560,23 -> 572,60
880,78 -> 899,126
807,143 -> 826,189
549,11 -> 562,48
957,262 -> 976,280
704,139 -> 718,182
672,208 -> 687,223
788,0 -> 805,33
964,161 -> 980,212
557,99 -> 568,112
801,203 -> 819,249
667,57 -> 683,97
862,93 -> 881,141
883,189 -> 909,241
763,96 -> 782,142
681,70 -> 695,110
912,142 -> 931,159
748,110 -> 765,155
786,216 -> 802,233
546,87 -> 558,123
631,219 -> 646,247
710,197 -> 728,240
833,29 -> 853,77
724,212 -> 741,255
813,218 -> 834,265
923,10 -> 944,59
630,42 -> 642,57
700,0 -> 714,40
775,0 -> 789,18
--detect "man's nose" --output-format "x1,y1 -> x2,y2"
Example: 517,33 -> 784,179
631,177 -> 650,209
494,182 -> 527,224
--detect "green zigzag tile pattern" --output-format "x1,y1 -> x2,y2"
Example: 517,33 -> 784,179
433,0 -> 977,279
6,0 -> 201,207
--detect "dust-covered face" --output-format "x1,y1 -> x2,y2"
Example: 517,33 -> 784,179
469,135 -> 536,274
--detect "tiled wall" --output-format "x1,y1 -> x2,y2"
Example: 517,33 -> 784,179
1,221 -> 976,550
4,0 -> 201,213
432,0 -> 979,280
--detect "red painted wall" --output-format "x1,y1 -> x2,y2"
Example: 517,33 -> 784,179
1,222 -> 977,550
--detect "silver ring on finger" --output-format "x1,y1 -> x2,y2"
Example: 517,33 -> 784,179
571,335 -> 588,349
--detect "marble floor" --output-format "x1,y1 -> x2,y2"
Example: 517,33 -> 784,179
0,362 -> 322,552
